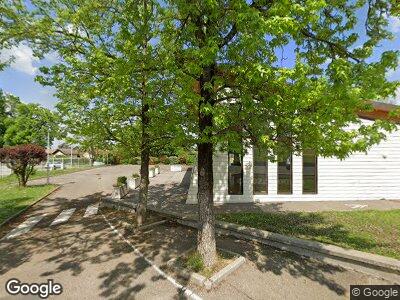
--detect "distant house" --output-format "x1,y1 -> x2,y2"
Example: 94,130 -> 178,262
187,102 -> 400,203
46,148 -> 82,158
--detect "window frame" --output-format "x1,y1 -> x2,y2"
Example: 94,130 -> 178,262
253,146 -> 268,195
302,151 -> 318,194
228,152 -> 244,195
277,153 -> 293,195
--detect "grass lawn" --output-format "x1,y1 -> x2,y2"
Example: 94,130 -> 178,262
0,184 -> 57,224
0,167 -> 92,186
218,210 -> 400,260
0,167 -> 92,224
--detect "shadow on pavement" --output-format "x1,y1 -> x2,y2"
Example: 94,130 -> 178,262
0,167 -> 362,299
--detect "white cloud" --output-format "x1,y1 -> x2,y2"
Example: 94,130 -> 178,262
387,87 -> 400,105
389,16 -> 400,33
0,44 -> 39,75
44,51 -> 60,64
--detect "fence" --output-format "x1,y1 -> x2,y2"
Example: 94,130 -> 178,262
0,162 -> 12,178
37,157 -> 92,170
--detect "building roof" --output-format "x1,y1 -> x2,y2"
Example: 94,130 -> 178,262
358,101 -> 400,123
46,148 -> 81,156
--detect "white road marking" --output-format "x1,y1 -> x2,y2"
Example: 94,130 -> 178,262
3,214 -> 46,240
83,204 -> 99,218
101,213 -> 202,300
51,208 -> 76,226
345,204 -> 368,209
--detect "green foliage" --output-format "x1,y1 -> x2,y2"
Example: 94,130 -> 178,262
132,173 -> 140,178
159,155 -> 170,164
132,157 -> 141,165
116,176 -> 127,187
168,156 -> 179,164
162,0 -> 399,159
187,153 -> 197,165
149,156 -> 159,165
185,251 -> 204,273
2,99 -> 59,147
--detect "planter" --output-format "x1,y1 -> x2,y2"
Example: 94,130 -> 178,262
127,177 -> 140,190
155,166 -> 160,175
111,184 -> 129,199
170,165 -> 182,172
149,168 -> 155,178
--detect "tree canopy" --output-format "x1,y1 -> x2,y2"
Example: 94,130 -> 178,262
2,99 -> 59,147
0,144 -> 47,186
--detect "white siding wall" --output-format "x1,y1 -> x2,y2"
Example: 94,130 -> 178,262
187,119 -> 400,203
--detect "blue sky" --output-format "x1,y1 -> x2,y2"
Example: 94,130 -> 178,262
1,9 -> 400,109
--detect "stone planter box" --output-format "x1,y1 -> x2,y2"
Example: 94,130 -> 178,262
149,168 -> 155,178
111,184 -> 129,200
155,166 -> 160,175
170,165 -> 182,172
127,177 -> 140,190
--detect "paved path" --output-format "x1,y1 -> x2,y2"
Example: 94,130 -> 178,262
0,165 -> 398,300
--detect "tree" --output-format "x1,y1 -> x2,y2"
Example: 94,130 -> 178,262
3,0 -> 183,225
0,90 -> 20,147
3,101 -> 59,147
162,0 -> 399,267
0,90 -> 6,147
0,144 -> 47,187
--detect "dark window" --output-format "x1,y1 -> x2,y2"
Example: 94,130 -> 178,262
253,146 -> 268,194
303,150 -> 318,194
228,152 -> 243,195
277,153 -> 292,194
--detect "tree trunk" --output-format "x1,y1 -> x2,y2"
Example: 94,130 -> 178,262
197,65 -> 217,268
136,137 -> 149,226
137,2 -> 150,226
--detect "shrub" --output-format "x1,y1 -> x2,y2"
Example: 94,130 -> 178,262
178,155 -> 187,164
149,156 -> 159,165
0,144 -> 47,187
132,156 -> 141,165
159,155 -> 168,164
168,156 -> 179,164
187,153 -> 197,165
116,176 -> 127,186
132,173 -> 139,178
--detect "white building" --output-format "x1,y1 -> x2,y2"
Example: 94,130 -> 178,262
187,102 -> 400,203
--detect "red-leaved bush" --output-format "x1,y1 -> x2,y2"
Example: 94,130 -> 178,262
0,144 -> 47,187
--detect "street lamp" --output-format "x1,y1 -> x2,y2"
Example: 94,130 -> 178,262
46,127 -> 50,184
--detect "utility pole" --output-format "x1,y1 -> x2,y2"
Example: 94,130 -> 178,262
46,127 -> 50,184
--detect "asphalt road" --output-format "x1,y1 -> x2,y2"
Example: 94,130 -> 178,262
0,165 -> 197,299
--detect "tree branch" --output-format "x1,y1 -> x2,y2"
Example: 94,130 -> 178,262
300,29 -> 361,63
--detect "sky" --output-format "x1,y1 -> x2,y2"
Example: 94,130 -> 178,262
0,7 -> 400,110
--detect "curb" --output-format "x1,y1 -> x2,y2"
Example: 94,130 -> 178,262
208,255 -> 245,288
216,220 -> 400,275
148,207 -> 400,277
165,246 -> 245,291
0,185 -> 61,228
